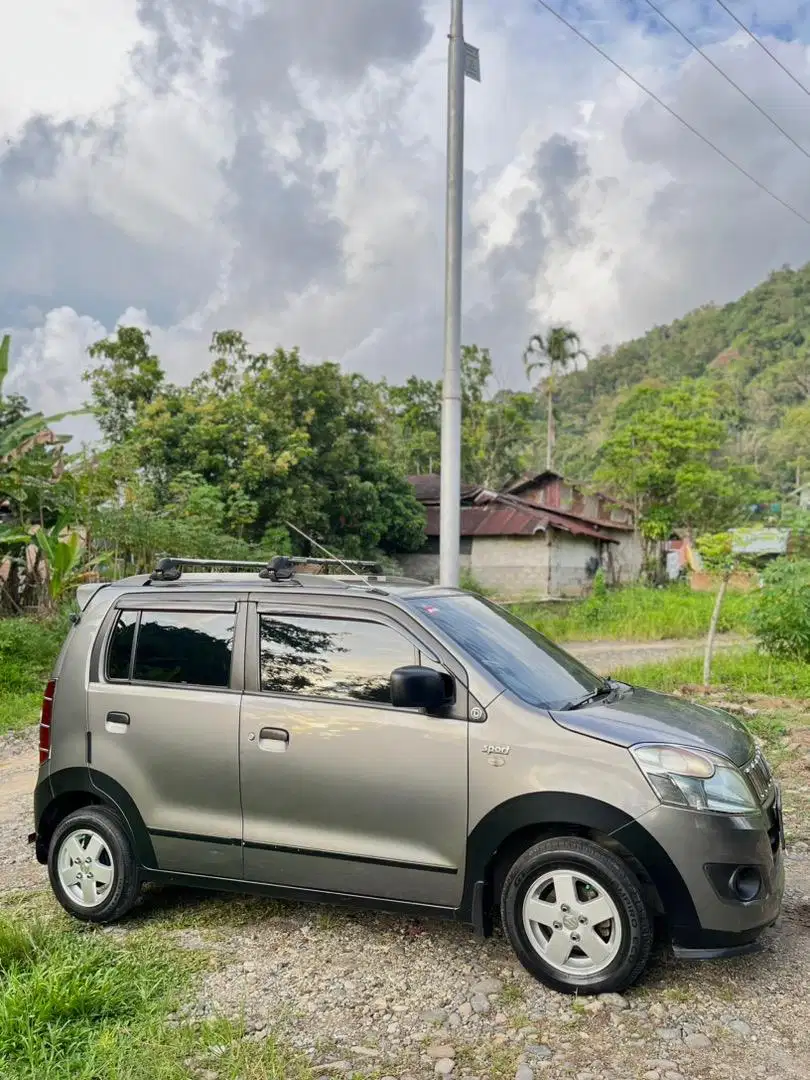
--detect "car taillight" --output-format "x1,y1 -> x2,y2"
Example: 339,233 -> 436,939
39,680 -> 56,765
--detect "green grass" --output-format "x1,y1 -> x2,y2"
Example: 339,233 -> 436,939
508,585 -> 752,643
0,911 -> 315,1080
0,612 -> 69,735
612,647 -> 810,699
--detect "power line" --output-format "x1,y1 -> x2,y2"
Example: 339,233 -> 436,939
532,0 -> 810,229
712,0 -> 810,100
641,0 -> 810,163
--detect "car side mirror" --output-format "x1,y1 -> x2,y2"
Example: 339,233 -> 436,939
390,666 -> 453,713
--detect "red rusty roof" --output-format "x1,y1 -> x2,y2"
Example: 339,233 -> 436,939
423,492 -> 617,543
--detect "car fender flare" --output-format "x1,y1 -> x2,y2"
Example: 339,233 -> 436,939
38,767 -> 157,868
461,791 -> 699,932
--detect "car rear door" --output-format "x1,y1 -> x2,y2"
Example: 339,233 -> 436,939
86,595 -> 245,879
238,596 -> 469,907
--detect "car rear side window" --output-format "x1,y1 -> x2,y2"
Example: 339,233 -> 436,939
107,611 -> 137,681
259,614 -> 415,703
133,611 -> 235,687
106,610 -> 235,688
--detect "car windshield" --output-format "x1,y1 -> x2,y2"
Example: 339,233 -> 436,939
405,593 -> 606,710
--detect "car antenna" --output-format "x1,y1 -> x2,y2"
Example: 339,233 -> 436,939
284,520 -> 372,582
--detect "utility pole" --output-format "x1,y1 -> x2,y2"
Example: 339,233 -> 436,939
439,0 -> 471,588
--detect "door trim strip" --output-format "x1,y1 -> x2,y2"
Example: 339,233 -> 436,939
147,828 -> 458,875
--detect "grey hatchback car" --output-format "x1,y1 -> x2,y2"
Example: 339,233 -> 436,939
31,557 -> 785,994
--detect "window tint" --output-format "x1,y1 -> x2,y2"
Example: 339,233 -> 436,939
259,615 -> 414,703
107,611 -> 136,680
132,611 -> 235,687
404,593 -> 604,710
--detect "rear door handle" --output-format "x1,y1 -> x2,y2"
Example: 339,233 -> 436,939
258,727 -> 289,752
105,711 -> 130,731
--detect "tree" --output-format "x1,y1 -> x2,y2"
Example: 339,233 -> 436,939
595,381 -> 752,544
695,532 -> 743,686
86,329 -> 426,559
84,327 -> 165,443
523,326 -> 587,471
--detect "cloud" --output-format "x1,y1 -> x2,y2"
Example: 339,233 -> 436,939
4,0 -> 810,417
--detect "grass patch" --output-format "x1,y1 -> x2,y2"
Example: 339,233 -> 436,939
509,585 -> 752,643
0,911 -> 320,1080
612,648 -> 810,699
0,612 -> 70,735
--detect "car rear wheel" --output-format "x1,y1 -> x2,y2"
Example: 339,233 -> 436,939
501,836 -> 652,995
48,806 -> 140,923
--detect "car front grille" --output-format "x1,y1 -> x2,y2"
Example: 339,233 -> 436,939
743,748 -> 774,805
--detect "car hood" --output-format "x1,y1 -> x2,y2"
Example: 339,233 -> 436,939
549,685 -> 754,767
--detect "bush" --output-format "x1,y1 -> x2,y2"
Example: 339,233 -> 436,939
750,557 -> 810,662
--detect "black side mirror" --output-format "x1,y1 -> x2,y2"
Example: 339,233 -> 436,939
390,666 -> 452,712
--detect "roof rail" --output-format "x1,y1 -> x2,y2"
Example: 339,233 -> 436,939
148,554 -> 383,584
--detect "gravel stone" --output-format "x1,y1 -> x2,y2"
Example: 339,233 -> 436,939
426,1045 -> 456,1060
515,1066 -> 533,1080
664,1073 -> 686,1080
683,1032 -> 711,1050
420,1010 -> 448,1025
525,1045 -> 553,1061
434,1058 -> 455,1076
727,1019 -> 752,1036
657,1029 -> 682,1043
471,977 -> 503,995
470,994 -> 491,1014
598,993 -> 629,1011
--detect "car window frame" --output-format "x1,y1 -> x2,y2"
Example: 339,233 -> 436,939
245,597 -> 475,720
92,595 -> 245,695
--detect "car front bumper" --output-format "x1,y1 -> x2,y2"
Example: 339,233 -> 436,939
620,784 -> 785,959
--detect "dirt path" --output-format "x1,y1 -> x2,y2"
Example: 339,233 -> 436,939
567,633 -> 749,675
0,727 -> 42,895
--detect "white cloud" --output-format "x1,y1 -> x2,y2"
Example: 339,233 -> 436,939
4,0 -> 810,416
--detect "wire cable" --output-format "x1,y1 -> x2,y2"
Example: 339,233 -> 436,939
712,0 -> 810,100
641,0 -> 810,162
532,0 -> 810,228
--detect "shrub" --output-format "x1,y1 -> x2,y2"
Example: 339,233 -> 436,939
750,557 -> 810,662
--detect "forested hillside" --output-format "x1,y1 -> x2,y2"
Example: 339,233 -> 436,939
552,261 -> 810,493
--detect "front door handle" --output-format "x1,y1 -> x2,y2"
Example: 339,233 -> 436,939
258,727 -> 289,752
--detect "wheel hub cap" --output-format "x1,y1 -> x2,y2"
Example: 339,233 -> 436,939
521,868 -> 622,977
56,827 -> 115,908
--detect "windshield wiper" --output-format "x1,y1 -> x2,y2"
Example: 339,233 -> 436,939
561,684 -> 615,711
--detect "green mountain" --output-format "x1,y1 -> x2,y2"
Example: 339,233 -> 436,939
552,262 -> 810,493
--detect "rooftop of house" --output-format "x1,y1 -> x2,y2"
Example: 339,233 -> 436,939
408,475 -> 631,540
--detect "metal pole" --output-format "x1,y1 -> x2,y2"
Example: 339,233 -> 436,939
440,0 -> 465,588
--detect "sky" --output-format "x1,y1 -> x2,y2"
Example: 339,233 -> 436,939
2,0 -> 810,444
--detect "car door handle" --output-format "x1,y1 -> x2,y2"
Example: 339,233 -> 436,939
105,711 -> 130,730
258,726 -> 289,752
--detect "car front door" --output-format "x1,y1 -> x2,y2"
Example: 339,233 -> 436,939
86,597 -> 244,879
239,600 -> 468,907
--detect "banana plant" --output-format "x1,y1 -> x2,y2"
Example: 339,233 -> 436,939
0,334 -> 84,465
0,518 -> 107,606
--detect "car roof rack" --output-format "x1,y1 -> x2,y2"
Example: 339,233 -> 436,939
147,554 -> 383,584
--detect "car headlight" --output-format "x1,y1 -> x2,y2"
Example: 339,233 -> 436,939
631,744 -> 759,814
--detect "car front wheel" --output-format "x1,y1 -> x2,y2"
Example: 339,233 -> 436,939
48,806 -> 141,923
501,836 -> 653,995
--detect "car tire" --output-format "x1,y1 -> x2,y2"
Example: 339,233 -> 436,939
501,836 -> 652,995
48,806 -> 141,924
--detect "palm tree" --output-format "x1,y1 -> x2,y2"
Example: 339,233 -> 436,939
523,326 -> 587,471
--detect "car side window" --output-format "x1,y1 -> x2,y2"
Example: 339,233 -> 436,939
107,611 -> 137,681
106,610 -> 235,688
259,614 -> 415,704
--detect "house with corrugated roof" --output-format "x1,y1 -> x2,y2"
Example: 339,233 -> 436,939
400,473 -> 643,599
